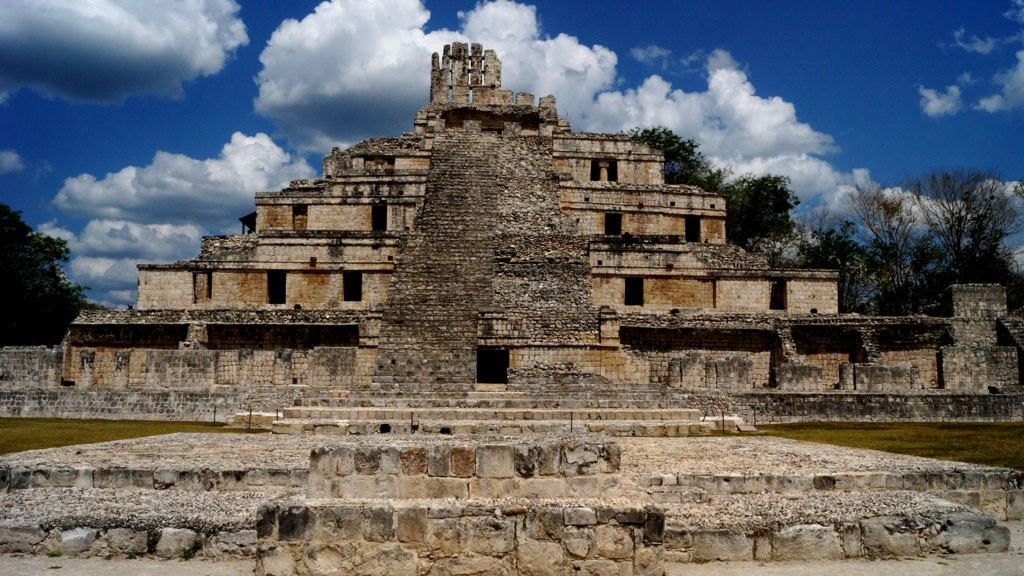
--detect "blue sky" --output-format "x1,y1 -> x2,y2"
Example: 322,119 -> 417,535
1,0 -> 1022,306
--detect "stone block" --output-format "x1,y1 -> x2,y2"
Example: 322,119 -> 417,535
529,507 -> 564,540
518,539 -> 567,576
58,527 -> 97,556
691,529 -> 753,561
519,477 -> 568,499
930,512 -> 1010,554
450,446 -> 475,478
155,527 -> 197,558
106,528 -> 148,556
319,506 -> 362,541
860,517 -> 919,558
153,469 -> 179,489
0,521 -> 46,553
47,468 -> 79,488
477,445 -> 515,478
839,523 -> 862,558
771,524 -> 843,561
515,445 -> 538,477
564,507 -> 597,526
428,518 -> 461,555
563,527 -> 595,559
463,516 -> 515,555
400,447 -> 428,475
355,447 -> 381,474
428,445 -> 452,477
396,507 -> 427,543
379,447 -> 401,474
258,546 -> 295,576
278,505 -> 313,541
1007,490 -> 1024,521
595,525 -> 633,559
428,555 -> 513,576
397,476 -> 469,499
536,444 -> 561,476
362,505 -> 395,542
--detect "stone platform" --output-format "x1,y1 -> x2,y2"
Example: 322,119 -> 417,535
0,434 -> 1018,572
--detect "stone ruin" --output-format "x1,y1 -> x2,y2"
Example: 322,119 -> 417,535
1,42 -> 1023,425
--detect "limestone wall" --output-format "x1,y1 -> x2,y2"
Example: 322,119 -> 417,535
0,347 -> 62,388
0,387 -> 305,420
737,392 -> 1024,424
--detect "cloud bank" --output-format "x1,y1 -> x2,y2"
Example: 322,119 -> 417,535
46,133 -> 313,306
0,0 -> 248,102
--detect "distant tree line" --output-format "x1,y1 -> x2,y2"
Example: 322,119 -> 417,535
629,127 -> 1024,314
1,203 -> 89,346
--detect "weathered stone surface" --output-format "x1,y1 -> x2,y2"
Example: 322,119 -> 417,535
860,517 -> 920,558
106,528 -> 148,555
930,512 -> 1010,554
155,527 -> 197,558
476,445 -> 514,479
594,524 -> 633,559
771,524 -> 843,561
0,521 -> 46,553
58,527 -> 97,556
691,529 -> 753,561
517,539 -> 566,576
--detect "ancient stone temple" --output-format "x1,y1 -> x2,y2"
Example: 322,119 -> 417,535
2,43 -> 1022,421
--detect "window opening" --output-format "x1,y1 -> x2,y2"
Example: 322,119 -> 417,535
625,277 -> 644,306
292,205 -> 308,231
770,280 -> 787,311
193,271 -> 212,304
685,215 -> 701,243
371,204 -> 388,232
344,271 -> 363,302
268,271 -> 286,305
589,159 -> 619,182
604,212 -> 622,235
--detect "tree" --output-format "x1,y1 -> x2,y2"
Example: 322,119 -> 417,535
847,183 -> 938,314
718,174 -> 800,256
627,127 -> 728,191
628,127 -> 797,257
0,203 -> 85,345
798,214 -> 871,313
908,169 -> 1022,285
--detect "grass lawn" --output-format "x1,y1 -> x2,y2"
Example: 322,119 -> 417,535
759,422 -> 1024,472
0,418 -> 261,456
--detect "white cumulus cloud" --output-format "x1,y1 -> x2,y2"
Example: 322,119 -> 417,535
0,0 -> 248,102
47,132 -> 313,306
54,132 -> 313,228
977,50 -> 1024,112
918,84 -> 963,117
0,149 -> 24,174
255,0 -> 614,150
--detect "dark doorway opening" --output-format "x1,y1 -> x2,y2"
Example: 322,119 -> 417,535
371,204 -> 388,232
770,280 -> 786,310
267,270 -> 286,304
604,212 -> 622,235
343,271 -> 363,302
625,277 -> 644,306
476,348 -> 509,384
685,216 -> 701,242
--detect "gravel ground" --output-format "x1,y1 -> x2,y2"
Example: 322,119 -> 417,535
662,491 -> 968,531
3,434 -> 1009,478
616,436 -> 1009,476
0,487 -> 264,532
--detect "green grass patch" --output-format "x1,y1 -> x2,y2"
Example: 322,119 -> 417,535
0,418 -> 262,456
759,422 -> 1024,472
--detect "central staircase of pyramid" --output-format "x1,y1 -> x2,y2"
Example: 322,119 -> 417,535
270,387 -> 742,436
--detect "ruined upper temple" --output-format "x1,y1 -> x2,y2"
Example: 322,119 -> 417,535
43,43 -> 1022,397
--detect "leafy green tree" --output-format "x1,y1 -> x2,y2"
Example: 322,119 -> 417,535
718,174 -> 800,255
627,126 -> 729,191
629,127 -> 797,256
0,203 -> 85,345
798,217 -> 871,313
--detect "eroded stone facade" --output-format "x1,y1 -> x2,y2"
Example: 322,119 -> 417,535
2,43 -> 1021,406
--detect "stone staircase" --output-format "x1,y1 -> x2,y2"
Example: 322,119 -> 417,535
373,131 -> 502,390
270,389 -> 739,437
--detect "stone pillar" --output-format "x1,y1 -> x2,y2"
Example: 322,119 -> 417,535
451,42 -> 470,104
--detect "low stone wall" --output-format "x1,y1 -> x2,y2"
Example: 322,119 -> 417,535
662,511 -> 1008,562
308,434 -> 621,500
0,522 -> 255,560
256,500 -> 664,576
736,392 -> 1024,424
0,465 -> 307,494
0,387 -> 307,421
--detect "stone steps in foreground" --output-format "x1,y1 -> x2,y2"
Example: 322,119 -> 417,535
281,406 -> 704,421
269,417 -> 721,437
